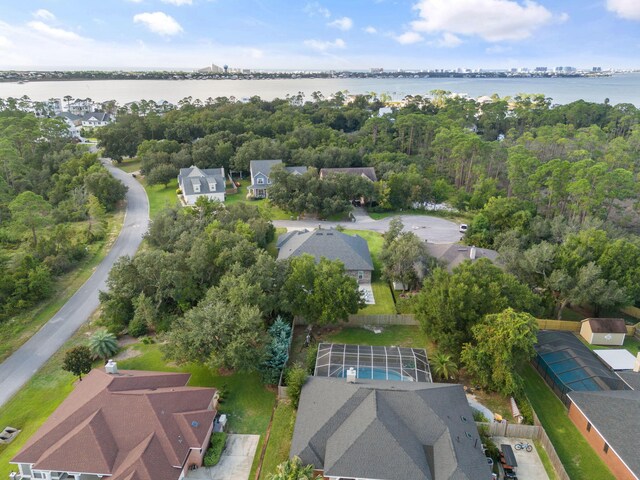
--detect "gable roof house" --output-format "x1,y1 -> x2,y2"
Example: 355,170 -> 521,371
290,376 -> 492,480
80,111 -> 114,128
425,243 -> 499,272
277,228 -> 374,283
178,165 -> 226,205
319,167 -> 378,183
11,364 -> 218,480
248,160 -> 307,199
568,389 -> 640,480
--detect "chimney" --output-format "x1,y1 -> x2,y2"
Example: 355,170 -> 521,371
346,367 -> 357,383
105,359 -> 118,374
470,246 -> 477,260
634,353 -> 640,373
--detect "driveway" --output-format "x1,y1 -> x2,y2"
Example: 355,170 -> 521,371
186,434 -> 260,480
494,436 -> 549,480
273,212 -> 462,244
0,159 -> 149,408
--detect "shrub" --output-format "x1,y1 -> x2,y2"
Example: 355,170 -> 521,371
260,317 -> 292,384
203,432 -> 227,467
305,344 -> 318,374
140,336 -> 155,345
128,316 -> 149,337
472,408 -> 488,423
513,391 -> 534,425
285,365 -> 308,409
477,424 -> 499,460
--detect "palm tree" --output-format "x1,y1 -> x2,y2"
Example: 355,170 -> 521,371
88,329 -> 119,362
431,353 -> 458,382
266,457 -> 318,480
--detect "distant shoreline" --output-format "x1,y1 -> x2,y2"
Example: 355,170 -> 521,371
0,71 -> 614,84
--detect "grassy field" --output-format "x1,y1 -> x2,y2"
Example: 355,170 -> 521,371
0,210 -> 125,362
256,401 -> 296,479
341,229 -> 396,315
0,320 -> 100,478
142,178 -> 180,219
521,364 -> 616,480
115,158 -> 142,173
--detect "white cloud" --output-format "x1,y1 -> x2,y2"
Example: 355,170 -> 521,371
328,16 -> 353,31
304,2 -> 331,18
303,38 -> 346,51
32,9 -> 56,21
394,31 -> 424,44
411,0 -> 561,42
126,0 -> 144,2
364,26 -> 377,34
161,0 -> 193,5
436,32 -> 462,47
27,21 -> 82,41
133,12 -> 183,36
0,35 -> 12,49
606,0 -> 640,20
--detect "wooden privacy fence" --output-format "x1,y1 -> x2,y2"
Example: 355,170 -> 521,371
537,318 -> 636,336
294,314 -> 418,326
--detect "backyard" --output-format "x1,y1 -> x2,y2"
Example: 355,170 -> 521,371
520,364 -> 616,480
341,229 -> 396,315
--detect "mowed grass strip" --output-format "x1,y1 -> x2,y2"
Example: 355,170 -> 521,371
521,364 -> 616,480
255,401 -> 296,479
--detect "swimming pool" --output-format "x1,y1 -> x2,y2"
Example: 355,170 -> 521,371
337,367 -> 411,381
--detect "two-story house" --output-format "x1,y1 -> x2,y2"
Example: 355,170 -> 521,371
178,165 -> 227,205
248,160 -> 307,199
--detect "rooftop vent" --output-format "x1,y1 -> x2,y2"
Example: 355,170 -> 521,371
191,421 -> 200,428
105,359 -> 118,375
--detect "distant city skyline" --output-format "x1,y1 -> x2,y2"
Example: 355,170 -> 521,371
0,0 -> 639,70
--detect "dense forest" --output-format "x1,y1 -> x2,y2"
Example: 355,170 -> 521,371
0,111 -> 127,322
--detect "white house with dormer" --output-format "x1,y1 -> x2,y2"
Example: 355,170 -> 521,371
178,166 -> 226,205
248,160 -> 307,199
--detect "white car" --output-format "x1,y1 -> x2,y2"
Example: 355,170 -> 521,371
459,223 -> 468,233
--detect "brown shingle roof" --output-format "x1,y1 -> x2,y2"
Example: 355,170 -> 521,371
581,318 -> 627,334
13,369 -> 217,479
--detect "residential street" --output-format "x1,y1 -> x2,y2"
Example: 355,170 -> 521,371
0,160 -> 149,408
273,210 -> 463,244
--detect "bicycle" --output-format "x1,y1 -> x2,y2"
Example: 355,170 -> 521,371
514,441 -> 533,452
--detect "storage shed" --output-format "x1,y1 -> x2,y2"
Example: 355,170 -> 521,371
580,318 -> 627,346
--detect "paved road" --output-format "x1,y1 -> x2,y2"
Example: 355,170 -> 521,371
273,210 -> 463,244
0,161 -> 149,408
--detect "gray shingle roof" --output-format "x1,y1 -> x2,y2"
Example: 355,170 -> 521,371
617,371 -> 640,391
320,167 -> 378,182
249,160 -> 307,187
82,111 -> 112,122
277,229 -> 374,271
568,389 -> 640,477
178,166 -> 226,196
291,377 -> 491,480
426,243 -> 499,272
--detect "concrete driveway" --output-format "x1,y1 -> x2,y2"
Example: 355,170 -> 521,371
187,434 -> 260,480
494,436 -> 549,480
0,159 -> 149,408
273,212 -> 462,244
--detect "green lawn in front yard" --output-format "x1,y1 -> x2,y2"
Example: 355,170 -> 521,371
520,364 -> 616,480
115,158 -> 142,173
0,210 -> 124,362
256,401 -> 296,480
142,178 -> 180,219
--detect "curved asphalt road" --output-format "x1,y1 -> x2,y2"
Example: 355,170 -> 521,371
0,160 -> 149,408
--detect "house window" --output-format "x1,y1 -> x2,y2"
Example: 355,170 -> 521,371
603,443 -> 609,454
586,422 -> 591,432
257,177 -> 265,185
194,185 -> 200,193
357,271 -> 364,280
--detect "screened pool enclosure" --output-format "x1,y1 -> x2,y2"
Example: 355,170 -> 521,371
314,343 -> 433,382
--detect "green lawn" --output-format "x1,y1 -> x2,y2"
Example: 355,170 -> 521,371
119,344 -> 276,435
580,334 -> 640,356
115,158 -> 142,173
0,321 -> 99,478
142,178 -> 180,219
256,401 -> 296,479
534,439 -> 559,480
325,325 -> 430,348
0,210 -> 124,362
341,229 -> 396,315
521,364 -> 616,480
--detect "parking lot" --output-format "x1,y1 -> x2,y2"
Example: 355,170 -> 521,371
494,436 -> 550,480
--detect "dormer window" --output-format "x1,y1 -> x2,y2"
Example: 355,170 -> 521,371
193,184 -> 200,193
208,181 -> 216,191
257,177 -> 265,185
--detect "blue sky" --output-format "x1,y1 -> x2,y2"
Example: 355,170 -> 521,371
0,0 -> 638,70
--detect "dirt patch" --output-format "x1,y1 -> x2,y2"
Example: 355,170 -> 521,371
117,335 -> 139,347
114,347 -> 142,361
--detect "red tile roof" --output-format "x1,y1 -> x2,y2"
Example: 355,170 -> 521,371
13,369 -> 217,480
